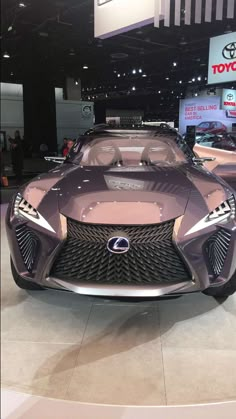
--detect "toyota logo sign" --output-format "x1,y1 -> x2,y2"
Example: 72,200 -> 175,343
227,93 -> 234,101
208,32 -> 236,84
222,42 -> 236,60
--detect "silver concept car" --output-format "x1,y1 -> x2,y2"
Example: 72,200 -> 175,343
6,126 -> 236,298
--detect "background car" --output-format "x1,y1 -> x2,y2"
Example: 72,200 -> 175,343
196,133 -> 219,148
212,133 -> 236,151
197,121 -> 227,135
6,126 -> 236,299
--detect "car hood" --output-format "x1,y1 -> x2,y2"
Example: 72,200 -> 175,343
55,165 -> 193,224
22,163 -> 232,227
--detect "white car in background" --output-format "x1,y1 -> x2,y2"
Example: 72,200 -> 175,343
196,133 -> 219,148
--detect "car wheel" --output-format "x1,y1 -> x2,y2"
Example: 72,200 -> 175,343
203,271 -> 236,298
10,258 -> 44,291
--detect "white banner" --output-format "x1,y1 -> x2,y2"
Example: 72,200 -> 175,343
95,0 -> 234,38
179,96 -> 235,135
208,32 -> 236,84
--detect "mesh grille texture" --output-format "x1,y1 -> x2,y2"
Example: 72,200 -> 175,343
206,228 -> 231,277
51,218 -> 191,285
15,224 -> 39,272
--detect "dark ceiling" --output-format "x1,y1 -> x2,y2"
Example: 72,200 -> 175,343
1,0 -> 236,118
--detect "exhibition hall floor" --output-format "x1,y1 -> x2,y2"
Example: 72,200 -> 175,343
1,204 -> 236,407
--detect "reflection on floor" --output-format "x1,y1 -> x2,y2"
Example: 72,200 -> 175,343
1,204 -> 236,406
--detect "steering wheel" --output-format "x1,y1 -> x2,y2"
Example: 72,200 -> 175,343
141,144 -> 176,165
87,143 -> 123,166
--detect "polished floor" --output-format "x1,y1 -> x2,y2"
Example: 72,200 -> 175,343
1,204 -> 236,406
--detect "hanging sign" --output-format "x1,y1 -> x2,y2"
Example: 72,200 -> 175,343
208,32 -> 236,85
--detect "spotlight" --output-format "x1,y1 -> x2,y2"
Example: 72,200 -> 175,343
132,86 -> 136,91
142,74 -> 147,77
83,65 -> 88,69
117,73 -> 121,78
132,69 -> 136,74
192,78 -> 195,82
165,77 -> 170,80
173,62 -> 177,67
19,2 -> 26,7
3,52 -> 10,58
138,68 -> 142,73
197,76 -> 201,81
179,80 -> 182,84
75,81 -> 79,85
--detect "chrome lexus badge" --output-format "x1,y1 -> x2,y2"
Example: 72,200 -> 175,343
107,236 -> 130,254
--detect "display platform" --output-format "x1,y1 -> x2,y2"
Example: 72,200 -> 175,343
1,204 -> 236,407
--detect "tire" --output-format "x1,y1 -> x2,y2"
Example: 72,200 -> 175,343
10,258 -> 44,291
203,270 -> 236,298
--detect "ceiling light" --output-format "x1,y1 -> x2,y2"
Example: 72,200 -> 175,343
8,25 -> 13,32
123,73 -> 126,76
3,52 -> 10,58
132,86 -> 136,91
158,90 -> 161,94
138,68 -> 142,73
19,2 -> 26,7
10,72 -> 14,76
117,73 -> 121,77
197,76 -> 201,81
194,93 -> 198,97
75,81 -> 79,85
69,49 -> 75,56
173,62 -> 177,67
142,74 -> 147,77
179,80 -> 182,84
83,65 -> 88,69
132,69 -> 136,74
192,78 -> 195,82
165,77 -> 170,81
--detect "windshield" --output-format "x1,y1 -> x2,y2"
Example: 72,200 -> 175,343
68,134 -> 189,167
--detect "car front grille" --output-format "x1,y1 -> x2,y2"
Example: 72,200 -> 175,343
50,218 -> 192,285
15,224 -> 39,272
205,228 -> 231,278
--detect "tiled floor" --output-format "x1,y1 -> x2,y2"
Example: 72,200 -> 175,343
1,204 -> 236,406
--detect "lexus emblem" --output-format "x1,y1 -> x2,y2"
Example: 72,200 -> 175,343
222,42 -> 236,60
107,236 -> 130,254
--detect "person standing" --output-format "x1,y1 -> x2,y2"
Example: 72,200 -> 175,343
10,130 -> 24,182
62,139 -> 74,157
61,138 -> 68,156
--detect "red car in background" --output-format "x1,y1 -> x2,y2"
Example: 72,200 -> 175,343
197,121 -> 227,135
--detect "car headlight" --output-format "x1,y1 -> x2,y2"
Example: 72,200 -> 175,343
14,193 -> 55,233
185,195 -> 235,236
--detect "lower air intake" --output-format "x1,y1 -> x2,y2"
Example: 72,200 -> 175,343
206,228 -> 231,277
15,224 -> 39,272
51,218 -> 192,285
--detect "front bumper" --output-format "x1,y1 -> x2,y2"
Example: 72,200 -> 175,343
6,204 -> 236,298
